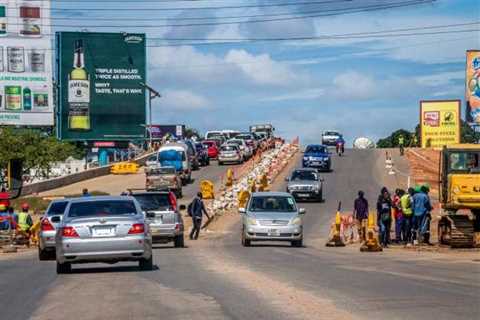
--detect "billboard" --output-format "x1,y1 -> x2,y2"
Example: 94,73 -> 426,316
56,32 -> 146,141
0,0 -> 53,126
420,100 -> 461,148
466,50 -> 480,124
150,125 -> 185,139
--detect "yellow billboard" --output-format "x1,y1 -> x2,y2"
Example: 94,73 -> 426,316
420,100 -> 461,148
466,50 -> 480,124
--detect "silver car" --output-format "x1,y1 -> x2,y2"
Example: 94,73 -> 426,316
38,199 -> 70,261
286,168 -> 324,202
218,145 -> 243,165
55,196 -> 153,274
240,192 -> 305,247
129,191 -> 185,247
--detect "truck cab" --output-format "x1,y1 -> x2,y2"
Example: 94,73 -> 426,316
157,144 -> 191,184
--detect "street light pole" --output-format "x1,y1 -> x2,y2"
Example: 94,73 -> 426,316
139,82 -> 161,150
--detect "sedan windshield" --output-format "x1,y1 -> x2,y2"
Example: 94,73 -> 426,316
305,146 -> 327,153
249,196 -> 297,212
291,170 -> 318,181
68,200 -> 137,218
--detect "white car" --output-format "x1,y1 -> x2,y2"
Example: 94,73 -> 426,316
227,139 -> 252,159
218,145 -> 243,165
321,131 -> 342,146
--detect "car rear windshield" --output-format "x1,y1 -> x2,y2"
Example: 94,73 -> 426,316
249,196 -> 296,212
68,200 -> 137,218
291,170 -> 318,181
305,146 -> 327,153
237,134 -> 252,140
150,167 -> 175,175
221,145 -> 238,151
47,201 -> 68,216
203,141 -> 215,147
324,131 -> 339,136
132,194 -> 172,211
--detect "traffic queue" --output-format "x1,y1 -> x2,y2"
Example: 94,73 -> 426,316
30,125 -> 281,273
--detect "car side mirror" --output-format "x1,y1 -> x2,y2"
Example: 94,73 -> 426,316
299,208 -> 306,215
51,216 -> 61,223
179,204 -> 187,211
239,207 -> 246,214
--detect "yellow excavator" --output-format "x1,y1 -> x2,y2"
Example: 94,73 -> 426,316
438,144 -> 480,247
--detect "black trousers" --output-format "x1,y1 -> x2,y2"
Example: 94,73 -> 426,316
190,218 -> 202,239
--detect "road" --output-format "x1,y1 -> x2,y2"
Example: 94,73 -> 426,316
1,149 -> 479,320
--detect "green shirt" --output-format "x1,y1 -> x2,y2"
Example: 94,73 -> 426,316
400,194 -> 412,216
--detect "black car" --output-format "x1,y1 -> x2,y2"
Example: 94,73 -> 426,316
195,142 -> 210,166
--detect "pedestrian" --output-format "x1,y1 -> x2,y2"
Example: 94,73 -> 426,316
376,187 -> 392,248
16,203 -> 33,237
420,186 -> 433,245
353,190 -> 369,242
398,135 -> 405,156
188,192 -> 211,240
401,187 -> 414,245
392,189 -> 406,244
82,188 -> 91,197
412,185 -> 432,245
7,206 -> 17,230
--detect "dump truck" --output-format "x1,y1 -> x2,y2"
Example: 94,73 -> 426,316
438,144 -> 480,247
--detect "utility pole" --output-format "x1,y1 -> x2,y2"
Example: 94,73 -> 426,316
139,82 -> 161,150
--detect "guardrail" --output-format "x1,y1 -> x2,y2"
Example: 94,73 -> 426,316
20,152 -> 154,196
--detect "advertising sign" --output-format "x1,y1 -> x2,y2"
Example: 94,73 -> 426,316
420,100 -> 461,148
150,124 -> 185,139
466,50 -> 480,124
0,0 -> 53,126
57,32 -> 146,141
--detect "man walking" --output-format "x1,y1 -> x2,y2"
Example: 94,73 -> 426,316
412,185 -> 432,245
189,192 -> 211,240
353,191 -> 369,242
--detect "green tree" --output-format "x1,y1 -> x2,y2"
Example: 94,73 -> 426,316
0,128 -> 77,180
184,127 -> 200,139
376,129 -> 413,148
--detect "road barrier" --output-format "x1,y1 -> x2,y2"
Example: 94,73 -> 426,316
326,203 -> 346,247
200,180 -> 215,200
360,212 -> 383,252
110,162 -> 140,175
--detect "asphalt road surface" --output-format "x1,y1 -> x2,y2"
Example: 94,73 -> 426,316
1,150 -> 479,320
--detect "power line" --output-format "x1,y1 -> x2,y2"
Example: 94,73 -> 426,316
0,1 -> 431,22
3,0 -> 434,29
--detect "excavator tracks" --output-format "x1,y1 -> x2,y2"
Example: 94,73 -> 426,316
438,215 -> 474,248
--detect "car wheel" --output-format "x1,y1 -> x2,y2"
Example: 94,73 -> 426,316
241,228 -> 251,247
317,191 -> 323,203
176,189 -> 183,199
291,239 -> 303,247
174,235 -> 184,248
39,247 -> 55,261
56,261 -> 71,274
218,161 -> 223,166
139,256 -> 153,271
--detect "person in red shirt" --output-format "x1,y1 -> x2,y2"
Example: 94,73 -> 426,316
392,189 -> 406,244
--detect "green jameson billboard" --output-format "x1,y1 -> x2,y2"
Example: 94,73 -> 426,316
56,32 -> 146,140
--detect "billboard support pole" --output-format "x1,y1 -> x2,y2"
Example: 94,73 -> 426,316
140,82 -> 161,150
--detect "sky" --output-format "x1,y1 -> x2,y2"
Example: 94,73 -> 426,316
51,0 -> 480,144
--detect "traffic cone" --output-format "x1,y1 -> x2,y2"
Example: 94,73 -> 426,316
360,212 -> 382,252
326,202 -> 346,247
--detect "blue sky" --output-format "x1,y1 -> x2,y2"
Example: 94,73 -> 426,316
52,0 -> 480,144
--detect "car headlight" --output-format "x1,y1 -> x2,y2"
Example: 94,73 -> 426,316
313,185 -> 320,191
303,156 -> 309,161
290,217 -> 302,225
323,157 -> 330,161
247,217 -> 257,225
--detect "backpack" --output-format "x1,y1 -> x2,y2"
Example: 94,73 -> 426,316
187,201 -> 194,217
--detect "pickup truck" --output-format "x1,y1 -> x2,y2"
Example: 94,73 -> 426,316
145,166 -> 183,198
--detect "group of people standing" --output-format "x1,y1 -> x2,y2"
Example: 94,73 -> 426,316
353,185 -> 433,248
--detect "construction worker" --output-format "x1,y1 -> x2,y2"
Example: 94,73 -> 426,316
16,203 -> 33,235
398,135 -> 405,156
401,188 -> 414,245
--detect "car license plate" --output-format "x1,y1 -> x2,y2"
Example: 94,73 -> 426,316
268,229 -> 280,236
312,161 -> 321,165
92,227 -> 114,237
298,193 -> 310,197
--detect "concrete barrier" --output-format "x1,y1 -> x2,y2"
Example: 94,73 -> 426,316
20,152 -> 154,196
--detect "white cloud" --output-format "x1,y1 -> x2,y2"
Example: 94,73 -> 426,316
332,71 -> 376,100
161,89 -> 211,110
225,49 -> 301,86
261,89 -> 325,102
415,71 -> 464,87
